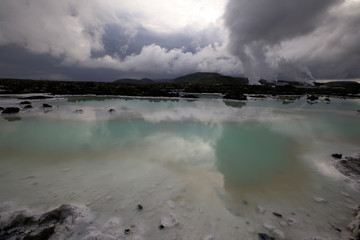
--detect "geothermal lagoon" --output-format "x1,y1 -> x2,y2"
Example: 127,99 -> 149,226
1,95 -> 360,239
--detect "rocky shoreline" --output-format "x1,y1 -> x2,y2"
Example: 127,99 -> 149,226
333,152 -> 360,240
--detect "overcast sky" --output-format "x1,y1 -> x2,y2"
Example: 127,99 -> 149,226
0,0 -> 359,82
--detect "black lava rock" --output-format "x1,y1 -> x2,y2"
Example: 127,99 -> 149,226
158,224 -> 165,230
108,109 -> 116,114
20,101 -> 31,105
2,107 -> 20,114
307,95 -> 319,101
124,229 -> 131,234
258,233 -> 275,240
332,153 -> 343,159
42,103 -> 52,108
24,105 -> 33,109
272,212 -> 282,218
137,204 -> 143,210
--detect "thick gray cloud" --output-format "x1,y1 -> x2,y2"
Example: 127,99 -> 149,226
0,0 -> 359,82
0,0 -> 240,81
224,0 -> 360,83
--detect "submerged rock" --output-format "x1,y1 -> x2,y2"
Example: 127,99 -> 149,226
263,223 -> 285,239
2,107 -> 20,114
256,206 -> 266,214
160,214 -> 179,228
313,196 -> 327,203
73,109 -> 83,114
203,234 -> 215,240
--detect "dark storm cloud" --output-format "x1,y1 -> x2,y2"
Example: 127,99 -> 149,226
0,0 -> 240,80
223,0 -> 356,83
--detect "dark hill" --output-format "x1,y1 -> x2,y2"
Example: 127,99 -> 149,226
172,72 -> 248,85
114,78 -> 154,83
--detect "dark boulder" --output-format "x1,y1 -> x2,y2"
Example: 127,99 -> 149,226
20,101 -> 31,105
332,153 -> 342,159
2,107 -> 20,114
24,105 -> 33,109
42,103 -> 52,108
0,107 -> 4,111
108,109 -> 116,114
307,95 -> 319,101
258,233 -> 275,240
272,212 -> 282,218
0,204 -> 89,240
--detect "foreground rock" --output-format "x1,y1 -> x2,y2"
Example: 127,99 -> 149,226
2,107 -> 20,114
334,153 -> 360,182
0,203 -> 91,240
348,206 -> 360,240
333,152 -> 360,239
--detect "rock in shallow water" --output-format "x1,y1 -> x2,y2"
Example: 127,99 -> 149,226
160,214 -> 179,228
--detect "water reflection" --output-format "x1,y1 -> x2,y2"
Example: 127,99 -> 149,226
214,123 -> 311,213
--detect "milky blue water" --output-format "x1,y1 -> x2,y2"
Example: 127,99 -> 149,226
0,95 -> 360,239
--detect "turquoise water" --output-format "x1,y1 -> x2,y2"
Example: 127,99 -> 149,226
0,96 -> 360,239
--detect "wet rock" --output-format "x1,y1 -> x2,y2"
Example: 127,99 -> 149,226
2,107 -> 20,114
137,204 -> 143,210
347,205 -> 360,239
258,233 -> 275,240
42,103 -> 52,108
20,101 -> 31,105
23,105 -> 33,109
332,153 -> 343,159
0,203 -> 91,240
167,200 -> 175,209
256,206 -> 266,214
160,214 -> 178,228
324,97 -> 331,102
272,212 -> 282,218
307,95 -> 319,101
335,153 -> 360,182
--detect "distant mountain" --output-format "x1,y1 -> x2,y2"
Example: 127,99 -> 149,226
172,72 -> 248,85
114,78 -> 154,83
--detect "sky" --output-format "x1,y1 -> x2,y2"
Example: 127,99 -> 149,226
0,0 -> 359,83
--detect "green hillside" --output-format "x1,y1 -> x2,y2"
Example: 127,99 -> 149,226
172,72 -> 248,85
